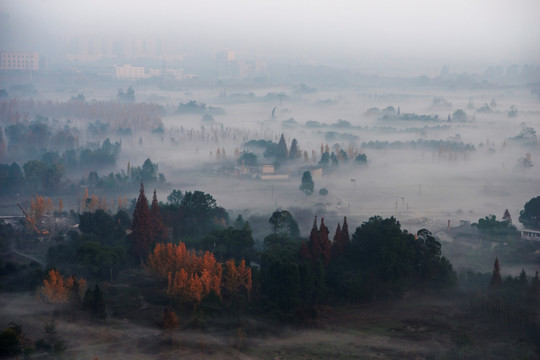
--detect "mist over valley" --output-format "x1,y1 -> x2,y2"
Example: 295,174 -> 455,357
1,1 -> 540,359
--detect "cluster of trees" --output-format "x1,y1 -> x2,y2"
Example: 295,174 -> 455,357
146,242 -> 252,309
13,187 -> 540,333
117,87 -> 135,102
175,100 -> 225,115
361,139 -> 475,152
474,258 -> 540,341
0,98 -> 164,134
0,139 -> 122,196
38,269 -> 87,305
369,105 -> 439,122
160,189 -> 228,239
258,216 -> 455,320
1,121 -> 76,161
472,214 -> 520,242
47,208 -> 131,280
80,158 -> 166,193
131,183 -> 168,259
242,136 -> 367,172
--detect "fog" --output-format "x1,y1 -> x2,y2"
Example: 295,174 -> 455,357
1,1 -> 540,359
2,0 -> 540,74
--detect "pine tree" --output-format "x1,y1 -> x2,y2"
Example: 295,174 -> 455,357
278,134 -> 288,159
151,189 -> 168,243
490,257 -> 502,289
131,182 -> 155,259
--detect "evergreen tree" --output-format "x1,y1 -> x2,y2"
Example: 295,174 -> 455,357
289,138 -> 299,159
277,134 -> 288,160
151,189 -> 168,243
319,217 -> 332,264
342,216 -> 350,244
308,216 -> 321,260
332,222 -> 344,257
490,257 -> 502,289
131,182 -> 154,259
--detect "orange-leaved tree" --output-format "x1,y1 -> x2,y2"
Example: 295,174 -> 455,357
147,242 -> 223,308
38,269 -> 87,305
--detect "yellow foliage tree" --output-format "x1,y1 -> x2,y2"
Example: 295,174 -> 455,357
39,269 -> 87,304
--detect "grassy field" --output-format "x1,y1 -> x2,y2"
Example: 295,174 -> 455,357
1,290 -> 537,360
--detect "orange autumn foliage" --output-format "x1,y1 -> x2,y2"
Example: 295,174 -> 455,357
147,243 -> 222,305
146,242 -> 253,308
39,269 -> 87,304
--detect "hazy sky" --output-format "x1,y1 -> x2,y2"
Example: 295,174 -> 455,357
1,0 -> 539,74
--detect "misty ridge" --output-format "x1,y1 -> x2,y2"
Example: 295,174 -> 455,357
1,1 -> 540,359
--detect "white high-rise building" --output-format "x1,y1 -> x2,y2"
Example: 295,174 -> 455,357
0,52 -> 39,70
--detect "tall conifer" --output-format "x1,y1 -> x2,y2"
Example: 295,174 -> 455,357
151,189 -> 168,243
132,182 -> 154,259
319,217 -> 332,264
308,216 -> 321,260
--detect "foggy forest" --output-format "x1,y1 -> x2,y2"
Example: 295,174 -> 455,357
1,1 -> 539,359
